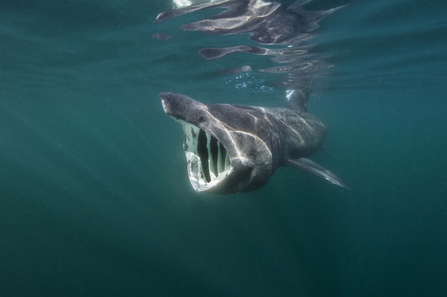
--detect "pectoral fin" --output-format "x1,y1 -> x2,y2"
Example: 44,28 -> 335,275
287,158 -> 350,189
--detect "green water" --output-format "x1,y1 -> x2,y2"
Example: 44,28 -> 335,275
1,0 -> 447,296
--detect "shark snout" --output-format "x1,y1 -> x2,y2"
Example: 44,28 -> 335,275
159,92 -> 173,100
159,92 -> 207,121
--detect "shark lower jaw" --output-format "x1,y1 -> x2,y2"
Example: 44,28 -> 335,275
177,120 -> 233,192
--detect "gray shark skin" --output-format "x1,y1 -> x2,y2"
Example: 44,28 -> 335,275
161,92 -> 349,194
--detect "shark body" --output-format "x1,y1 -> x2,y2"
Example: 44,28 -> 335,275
161,92 -> 348,194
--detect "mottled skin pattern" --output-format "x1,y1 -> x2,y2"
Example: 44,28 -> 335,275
161,92 -> 326,194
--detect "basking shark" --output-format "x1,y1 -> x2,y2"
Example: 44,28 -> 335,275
161,91 -> 349,194
156,0 -> 349,194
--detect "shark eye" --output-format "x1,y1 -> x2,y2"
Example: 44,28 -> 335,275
197,115 -> 205,123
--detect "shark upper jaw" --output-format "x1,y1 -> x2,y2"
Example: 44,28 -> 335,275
177,119 -> 233,193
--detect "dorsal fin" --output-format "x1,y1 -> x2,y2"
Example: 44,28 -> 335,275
286,88 -> 309,112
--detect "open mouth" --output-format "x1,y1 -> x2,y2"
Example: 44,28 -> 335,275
179,120 -> 232,192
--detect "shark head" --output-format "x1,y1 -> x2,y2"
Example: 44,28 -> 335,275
160,92 -> 273,194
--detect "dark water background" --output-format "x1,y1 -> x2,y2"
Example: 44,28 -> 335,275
1,0 -> 447,296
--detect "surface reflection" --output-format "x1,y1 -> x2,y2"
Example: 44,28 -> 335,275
155,0 -> 343,93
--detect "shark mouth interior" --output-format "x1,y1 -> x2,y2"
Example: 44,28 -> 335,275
178,120 -> 232,191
